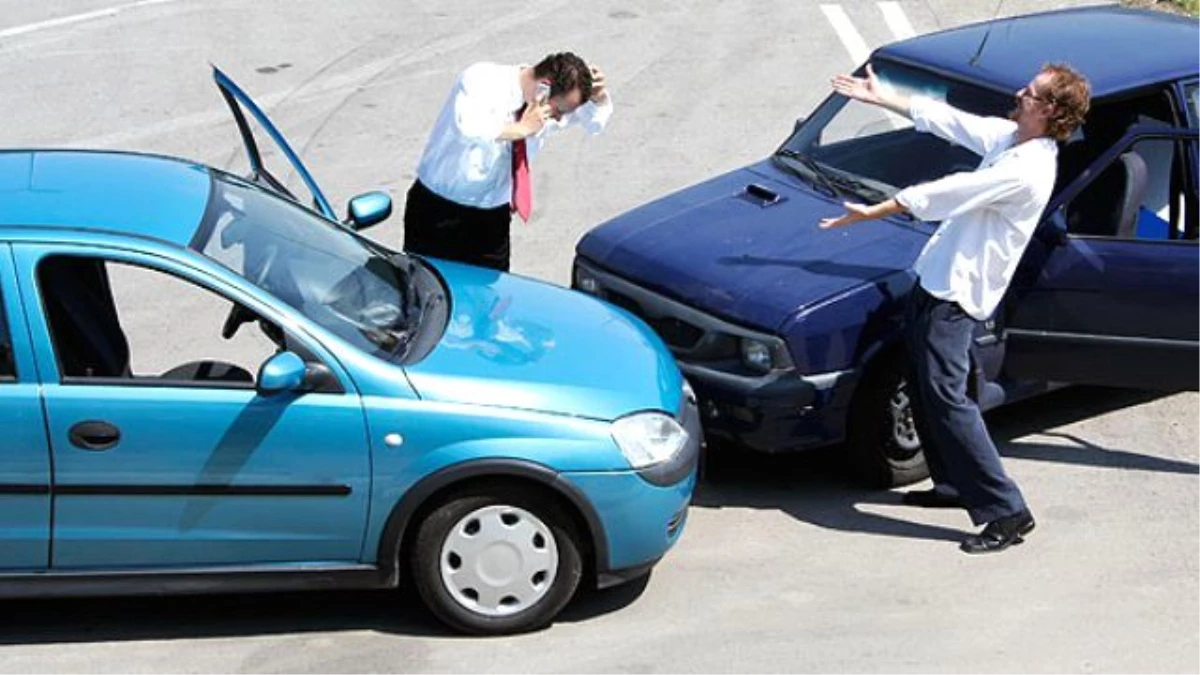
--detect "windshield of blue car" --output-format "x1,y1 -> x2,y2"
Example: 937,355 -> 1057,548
193,172 -> 420,358
778,60 -> 1014,202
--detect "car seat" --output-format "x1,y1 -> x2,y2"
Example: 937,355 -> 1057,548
1066,151 -> 1148,238
40,257 -> 132,378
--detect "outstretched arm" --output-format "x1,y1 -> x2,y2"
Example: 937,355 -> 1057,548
818,198 -> 909,229
830,63 -> 911,118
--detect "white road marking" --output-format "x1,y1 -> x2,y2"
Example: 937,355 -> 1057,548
878,1 -> 917,40
0,0 -> 182,40
819,4 -> 871,67
820,3 -> 911,130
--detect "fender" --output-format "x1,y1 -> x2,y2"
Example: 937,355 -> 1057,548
374,458 -> 611,585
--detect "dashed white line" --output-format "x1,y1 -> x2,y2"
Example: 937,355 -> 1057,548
0,0 -> 182,40
878,1 -> 918,40
819,4 -> 872,67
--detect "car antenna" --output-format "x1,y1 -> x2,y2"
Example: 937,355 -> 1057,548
969,0 -> 1007,67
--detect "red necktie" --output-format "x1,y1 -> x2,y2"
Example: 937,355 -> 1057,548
511,106 -> 532,222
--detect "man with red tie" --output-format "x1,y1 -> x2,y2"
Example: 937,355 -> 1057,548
403,52 -> 612,272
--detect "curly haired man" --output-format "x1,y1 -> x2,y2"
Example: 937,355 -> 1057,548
820,62 -> 1091,554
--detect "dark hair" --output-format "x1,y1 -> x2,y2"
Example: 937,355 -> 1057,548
533,52 -> 593,101
1041,63 -> 1091,142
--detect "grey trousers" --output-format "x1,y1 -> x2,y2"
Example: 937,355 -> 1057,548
904,284 -> 1027,525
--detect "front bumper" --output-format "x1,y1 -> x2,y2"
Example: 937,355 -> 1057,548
681,361 -> 856,453
573,259 -> 858,453
562,394 -> 701,585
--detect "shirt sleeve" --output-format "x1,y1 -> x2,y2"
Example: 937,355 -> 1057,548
452,64 -> 508,142
561,91 -> 614,135
909,95 -> 1017,158
894,163 -> 1034,223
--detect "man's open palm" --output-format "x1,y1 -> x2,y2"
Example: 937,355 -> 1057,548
831,63 -> 883,105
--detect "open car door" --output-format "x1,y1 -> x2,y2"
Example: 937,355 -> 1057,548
1003,123 -> 1199,392
212,65 -> 336,220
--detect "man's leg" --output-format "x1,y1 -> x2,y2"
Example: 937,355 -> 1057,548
475,206 -> 512,273
903,287 -> 960,504
912,290 -> 1027,526
403,181 -> 494,267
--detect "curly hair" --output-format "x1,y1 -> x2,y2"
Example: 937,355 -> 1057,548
1040,63 -> 1091,142
532,52 -> 593,102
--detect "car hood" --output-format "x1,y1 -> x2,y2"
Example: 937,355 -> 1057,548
576,159 -> 932,331
404,260 -> 683,421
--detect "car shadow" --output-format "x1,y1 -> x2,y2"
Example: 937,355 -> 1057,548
0,571 -> 649,645
693,386 -> 1197,539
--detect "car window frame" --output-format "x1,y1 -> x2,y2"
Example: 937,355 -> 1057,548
32,249 -> 346,393
1046,124 -> 1199,246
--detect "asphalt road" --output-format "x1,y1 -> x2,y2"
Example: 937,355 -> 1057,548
1,0 -> 1197,672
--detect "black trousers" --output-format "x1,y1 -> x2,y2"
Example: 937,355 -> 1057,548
402,180 -> 512,272
904,284 -> 1028,525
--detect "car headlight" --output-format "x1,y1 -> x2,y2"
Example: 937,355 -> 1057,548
740,338 -> 773,373
611,412 -> 689,468
573,264 -> 602,296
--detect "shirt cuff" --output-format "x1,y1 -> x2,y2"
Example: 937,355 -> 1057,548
577,91 -> 614,132
894,187 -> 928,219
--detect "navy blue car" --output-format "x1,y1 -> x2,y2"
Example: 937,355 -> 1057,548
574,6 -> 1199,486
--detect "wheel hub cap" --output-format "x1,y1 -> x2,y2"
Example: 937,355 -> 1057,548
440,505 -> 558,617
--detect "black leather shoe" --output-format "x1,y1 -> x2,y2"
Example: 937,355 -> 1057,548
901,489 -> 965,509
960,510 -> 1036,554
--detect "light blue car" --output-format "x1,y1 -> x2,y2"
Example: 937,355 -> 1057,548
0,67 -> 699,635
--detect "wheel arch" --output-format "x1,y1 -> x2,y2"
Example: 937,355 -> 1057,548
375,459 -> 609,588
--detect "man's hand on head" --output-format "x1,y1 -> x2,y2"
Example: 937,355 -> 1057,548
589,66 -> 608,105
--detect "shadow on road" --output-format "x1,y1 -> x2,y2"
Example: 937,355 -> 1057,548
693,386 -> 1197,539
0,564 -> 648,646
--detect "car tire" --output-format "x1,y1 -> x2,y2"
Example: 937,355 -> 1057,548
846,358 -> 930,488
411,486 -> 583,635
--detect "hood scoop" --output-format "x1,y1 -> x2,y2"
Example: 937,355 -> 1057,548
737,183 -> 785,208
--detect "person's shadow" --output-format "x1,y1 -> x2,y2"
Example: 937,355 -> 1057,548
693,386 -> 1197,541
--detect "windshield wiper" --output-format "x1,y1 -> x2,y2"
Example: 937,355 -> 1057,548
775,148 -> 839,198
776,149 -> 903,212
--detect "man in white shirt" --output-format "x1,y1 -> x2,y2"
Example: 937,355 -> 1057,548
820,62 -> 1090,554
403,52 -> 613,272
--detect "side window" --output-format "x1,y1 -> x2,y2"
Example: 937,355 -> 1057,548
1064,136 -> 1197,242
38,255 -> 285,385
0,288 -> 14,380
1184,81 -> 1198,127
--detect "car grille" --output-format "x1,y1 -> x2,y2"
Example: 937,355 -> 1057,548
667,507 -> 688,537
606,290 -> 705,351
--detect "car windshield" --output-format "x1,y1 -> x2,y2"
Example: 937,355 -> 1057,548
194,173 -> 420,358
777,59 -> 1014,203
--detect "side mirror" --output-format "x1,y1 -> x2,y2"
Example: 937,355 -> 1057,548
345,191 -> 393,231
793,117 -> 807,134
256,351 -> 307,395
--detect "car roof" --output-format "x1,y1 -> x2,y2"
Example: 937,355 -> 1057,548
875,5 -> 1199,101
0,150 -> 211,246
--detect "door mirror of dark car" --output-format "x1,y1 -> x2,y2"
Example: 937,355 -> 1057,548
345,191 -> 393,231
256,351 -> 307,394
793,117 -> 807,134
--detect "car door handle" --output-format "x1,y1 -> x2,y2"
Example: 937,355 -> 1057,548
68,421 -> 121,451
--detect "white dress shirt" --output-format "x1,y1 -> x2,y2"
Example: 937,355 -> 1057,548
415,62 -> 614,209
895,96 -> 1058,321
